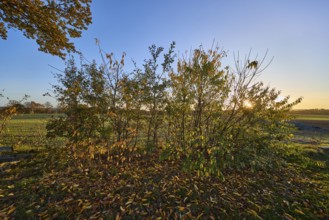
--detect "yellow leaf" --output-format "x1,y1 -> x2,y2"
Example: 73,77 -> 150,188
294,209 -> 305,215
247,209 -> 263,220
38,210 -> 48,217
77,199 -> 83,206
64,198 -> 73,203
7,206 -> 16,215
125,199 -> 133,205
283,213 -> 296,220
196,213 -> 204,219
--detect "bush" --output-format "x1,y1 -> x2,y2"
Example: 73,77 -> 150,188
163,46 -> 302,176
47,44 -> 302,177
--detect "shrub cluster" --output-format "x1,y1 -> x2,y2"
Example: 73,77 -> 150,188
47,43 -> 302,176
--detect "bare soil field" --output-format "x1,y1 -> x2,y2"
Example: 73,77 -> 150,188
291,119 -> 329,146
292,119 -> 329,134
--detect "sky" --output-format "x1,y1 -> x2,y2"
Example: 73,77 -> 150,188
1,0 -> 329,109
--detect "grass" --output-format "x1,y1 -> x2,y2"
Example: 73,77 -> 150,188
0,114 -> 59,152
0,113 -> 329,218
293,114 -> 329,121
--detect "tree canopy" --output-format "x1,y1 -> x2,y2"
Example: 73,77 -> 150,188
0,0 -> 92,59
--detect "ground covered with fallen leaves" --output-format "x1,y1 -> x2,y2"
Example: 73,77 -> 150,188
1,142 -> 329,219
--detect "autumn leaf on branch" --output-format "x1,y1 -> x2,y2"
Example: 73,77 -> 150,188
0,0 -> 92,59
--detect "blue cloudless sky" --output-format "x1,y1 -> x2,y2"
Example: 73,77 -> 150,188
1,0 -> 329,109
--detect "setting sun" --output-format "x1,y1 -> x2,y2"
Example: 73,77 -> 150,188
243,100 -> 253,108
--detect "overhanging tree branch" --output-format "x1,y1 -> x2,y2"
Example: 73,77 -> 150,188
0,0 -> 92,59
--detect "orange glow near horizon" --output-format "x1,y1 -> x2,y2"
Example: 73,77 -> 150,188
293,98 -> 329,110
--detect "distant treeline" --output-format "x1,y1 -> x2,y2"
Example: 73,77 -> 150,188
291,109 -> 329,115
1,104 -> 327,116
0,102 -> 63,114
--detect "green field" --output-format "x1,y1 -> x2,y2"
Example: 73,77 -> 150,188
0,114 -> 63,152
0,113 -> 329,219
294,114 -> 329,121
